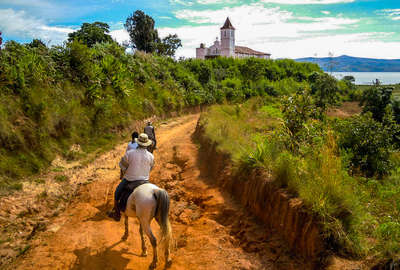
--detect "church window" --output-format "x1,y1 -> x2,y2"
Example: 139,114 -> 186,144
224,31 -> 226,37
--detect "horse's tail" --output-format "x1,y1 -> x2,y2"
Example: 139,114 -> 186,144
154,188 -> 172,246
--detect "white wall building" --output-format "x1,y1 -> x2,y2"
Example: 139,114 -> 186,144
196,17 -> 271,60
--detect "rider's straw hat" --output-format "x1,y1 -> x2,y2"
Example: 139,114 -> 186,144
135,133 -> 153,147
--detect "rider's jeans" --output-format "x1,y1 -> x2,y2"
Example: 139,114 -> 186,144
115,178 -> 128,202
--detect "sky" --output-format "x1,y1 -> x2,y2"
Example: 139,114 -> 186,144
0,0 -> 399,59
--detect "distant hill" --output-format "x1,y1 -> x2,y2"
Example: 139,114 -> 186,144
295,55 -> 400,72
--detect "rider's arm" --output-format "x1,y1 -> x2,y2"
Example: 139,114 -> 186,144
119,151 -> 129,171
149,154 -> 155,171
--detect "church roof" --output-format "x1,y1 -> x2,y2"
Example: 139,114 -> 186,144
220,17 -> 235,30
235,46 -> 271,56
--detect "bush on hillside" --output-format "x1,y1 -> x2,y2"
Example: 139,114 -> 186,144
360,85 -> 393,122
311,73 -> 340,113
336,112 -> 396,177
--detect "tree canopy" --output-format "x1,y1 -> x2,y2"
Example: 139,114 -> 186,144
125,10 -> 158,53
156,34 -> 182,57
68,22 -> 114,47
125,10 -> 182,56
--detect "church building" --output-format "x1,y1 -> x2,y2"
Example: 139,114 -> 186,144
196,17 -> 271,60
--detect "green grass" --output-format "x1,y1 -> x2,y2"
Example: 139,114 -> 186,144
201,98 -> 400,261
54,175 -> 68,183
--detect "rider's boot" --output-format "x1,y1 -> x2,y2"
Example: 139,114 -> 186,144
107,204 -> 121,221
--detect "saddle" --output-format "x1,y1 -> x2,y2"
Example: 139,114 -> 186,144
118,180 -> 149,212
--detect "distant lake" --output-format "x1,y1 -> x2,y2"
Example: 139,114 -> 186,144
331,72 -> 400,85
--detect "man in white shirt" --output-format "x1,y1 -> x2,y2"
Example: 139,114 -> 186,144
108,133 -> 154,221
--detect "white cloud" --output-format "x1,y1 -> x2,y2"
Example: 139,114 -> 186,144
261,0 -> 354,4
175,4 -> 292,24
265,32 -> 400,59
0,0 -> 52,8
169,0 -> 194,6
174,4 -> 357,34
378,9 -> 400,21
0,8 -> 74,44
110,28 -> 129,44
196,0 -> 238,4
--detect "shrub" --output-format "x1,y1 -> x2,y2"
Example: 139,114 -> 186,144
311,73 -> 340,113
281,90 -> 317,146
336,112 -> 395,177
360,85 -> 393,122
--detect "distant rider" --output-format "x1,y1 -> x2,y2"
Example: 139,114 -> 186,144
144,121 -> 156,150
108,133 -> 154,221
126,131 -> 139,152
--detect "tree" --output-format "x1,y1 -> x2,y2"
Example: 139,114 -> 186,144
0,31 -> 2,51
311,73 -> 339,113
125,10 -> 159,53
68,22 -> 114,47
337,112 -> 395,177
28,39 -> 46,48
239,58 -> 264,82
125,10 -> 182,56
343,75 -> 355,84
360,85 -> 393,122
156,34 -> 182,57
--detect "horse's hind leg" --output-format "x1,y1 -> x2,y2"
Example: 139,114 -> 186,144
139,223 -> 147,257
121,215 -> 129,241
165,242 -> 172,268
140,219 -> 157,270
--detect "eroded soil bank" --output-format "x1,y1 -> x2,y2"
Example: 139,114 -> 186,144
2,114 -> 312,270
194,121 -> 324,261
194,116 -> 377,270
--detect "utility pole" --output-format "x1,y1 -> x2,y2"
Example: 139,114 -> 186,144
328,51 -> 335,75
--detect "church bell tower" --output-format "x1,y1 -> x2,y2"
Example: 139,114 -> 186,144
220,17 -> 235,57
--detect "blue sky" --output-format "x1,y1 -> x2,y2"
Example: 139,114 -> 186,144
1,0 -> 399,58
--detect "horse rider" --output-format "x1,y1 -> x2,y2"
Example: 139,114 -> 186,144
108,133 -> 154,221
144,121 -> 157,150
126,131 -> 139,152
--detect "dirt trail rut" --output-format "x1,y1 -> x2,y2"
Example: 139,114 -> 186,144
8,114 -> 306,270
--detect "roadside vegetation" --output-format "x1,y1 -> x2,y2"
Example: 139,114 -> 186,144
0,13 -> 320,193
200,75 -> 400,263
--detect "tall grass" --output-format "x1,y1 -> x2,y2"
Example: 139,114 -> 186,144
201,98 -> 400,261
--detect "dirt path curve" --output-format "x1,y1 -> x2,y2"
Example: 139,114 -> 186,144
8,114 -> 304,270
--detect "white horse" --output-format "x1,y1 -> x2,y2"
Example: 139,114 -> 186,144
121,183 -> 172,270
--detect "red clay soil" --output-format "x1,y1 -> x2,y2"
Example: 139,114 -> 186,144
3,114 -> 315,270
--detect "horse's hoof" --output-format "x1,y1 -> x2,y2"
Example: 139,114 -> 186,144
149,262 -> 157,270
141,251 -> 147,257
121,235 -> 128,241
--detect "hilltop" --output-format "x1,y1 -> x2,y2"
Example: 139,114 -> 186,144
296,55 -> 400,72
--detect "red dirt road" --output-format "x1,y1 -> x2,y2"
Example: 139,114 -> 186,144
6,114 -> 306,270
